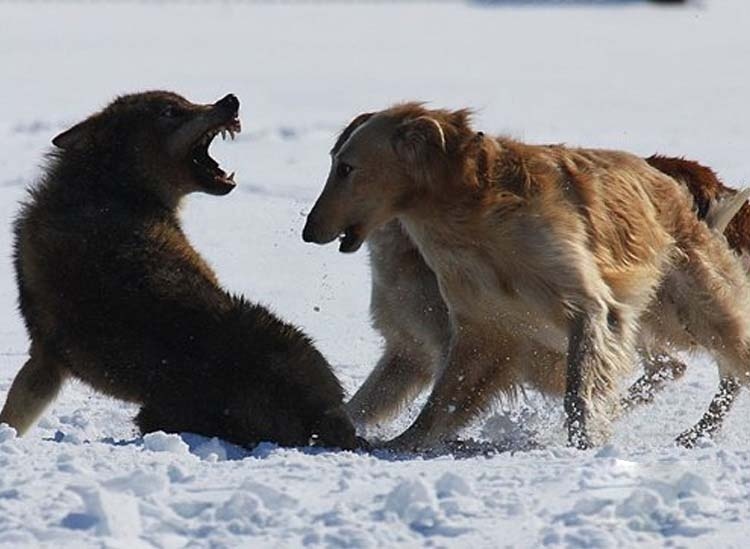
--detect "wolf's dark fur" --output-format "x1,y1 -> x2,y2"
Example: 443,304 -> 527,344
1,91 -> 357,450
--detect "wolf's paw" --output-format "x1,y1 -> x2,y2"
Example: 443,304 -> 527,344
310,406 -> 360,451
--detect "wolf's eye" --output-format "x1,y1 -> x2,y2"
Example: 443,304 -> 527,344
160,106 -> 182,119
336,163 -> 353,178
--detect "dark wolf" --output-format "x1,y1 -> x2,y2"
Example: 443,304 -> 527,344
0,91 -> 358,450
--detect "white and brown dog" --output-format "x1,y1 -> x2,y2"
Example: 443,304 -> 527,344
304,103 -> 750,450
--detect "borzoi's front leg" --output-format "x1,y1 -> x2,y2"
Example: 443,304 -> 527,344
565,306 -> 634,449
347,342 -> 437,427
386,326 -> 519,451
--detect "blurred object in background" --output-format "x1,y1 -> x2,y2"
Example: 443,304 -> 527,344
473,0 -> 688,5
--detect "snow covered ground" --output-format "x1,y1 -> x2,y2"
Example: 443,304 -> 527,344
1,1 -> 750,547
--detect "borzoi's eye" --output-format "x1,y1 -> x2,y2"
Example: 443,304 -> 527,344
336,162 -> 353,179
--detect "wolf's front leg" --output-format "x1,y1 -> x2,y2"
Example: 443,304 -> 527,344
0,346 -> 67,435
385,326 -> 519,452
565,307 -> 634,449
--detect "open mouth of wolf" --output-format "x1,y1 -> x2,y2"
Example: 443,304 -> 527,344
338,224 -> 364,253
190,113 -> 242,195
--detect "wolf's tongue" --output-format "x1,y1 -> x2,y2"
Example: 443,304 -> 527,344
192,138 -> 221,172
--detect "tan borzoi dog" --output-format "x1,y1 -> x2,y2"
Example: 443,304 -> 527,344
304,103 -> 750,450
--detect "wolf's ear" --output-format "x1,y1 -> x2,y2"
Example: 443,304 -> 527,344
392,116 -> 446,165
331,112 -> 374,155
52,117 -> 100,151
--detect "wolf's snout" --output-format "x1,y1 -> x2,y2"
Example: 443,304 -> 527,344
215,94 -> 240,112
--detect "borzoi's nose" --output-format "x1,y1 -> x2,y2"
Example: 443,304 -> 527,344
302,210 -> 334,244
302,217 -> 320,243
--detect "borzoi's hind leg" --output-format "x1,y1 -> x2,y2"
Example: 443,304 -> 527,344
621,350 -> 687,410
0,346 -> 66,435
663,236 -> 750,446
676,377 -> 741,448
347,344 -> 436,427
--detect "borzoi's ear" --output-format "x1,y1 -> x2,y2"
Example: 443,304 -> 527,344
392,116 -> 446,165
331,112 -> 374,155
52,116 -> 101,151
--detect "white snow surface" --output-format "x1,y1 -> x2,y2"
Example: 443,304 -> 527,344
1,1 -> 750,547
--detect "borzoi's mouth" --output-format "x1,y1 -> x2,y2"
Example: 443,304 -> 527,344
338,224 -> 364,253
190,114 -> 242,195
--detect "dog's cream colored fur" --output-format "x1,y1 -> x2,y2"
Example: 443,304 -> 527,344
304,104 -> 750,450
